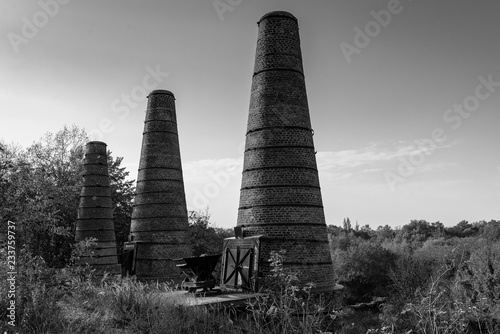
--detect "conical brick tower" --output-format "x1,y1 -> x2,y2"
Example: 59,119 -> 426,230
129,90 -> 191,282
75,141 -> 120,274
237,11 -> 335,289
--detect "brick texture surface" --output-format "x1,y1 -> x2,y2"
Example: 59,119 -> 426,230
130,90 -> 191,282
75,141 -> 120,273
237,11 -> 335,288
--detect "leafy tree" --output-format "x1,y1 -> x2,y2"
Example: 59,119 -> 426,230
402,220 -> 444,244
480,220 -> 500,241
353,224 -> 374,240
187,209 -> 232,256
330,228 -> 353,252
326,224 -> 343,236
342,217 -> 352,232
0,125 -> 87,266
445,220 -> 481,238
107,154 -> 135,254
0,141 -> 21,222
376,225 -> 395,242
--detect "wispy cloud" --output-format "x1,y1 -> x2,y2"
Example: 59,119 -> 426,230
317,140 -> 456,184
317,143 -> 392,170
318,141 -> 448,168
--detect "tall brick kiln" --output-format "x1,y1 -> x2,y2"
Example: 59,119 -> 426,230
221,11 -> 335,291
127,90 -> 191,282
75,141 -> 121,274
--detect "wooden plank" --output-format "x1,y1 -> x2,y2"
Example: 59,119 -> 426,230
159,291 -> 265,308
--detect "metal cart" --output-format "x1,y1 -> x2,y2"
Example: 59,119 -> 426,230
174,254 -> 222,293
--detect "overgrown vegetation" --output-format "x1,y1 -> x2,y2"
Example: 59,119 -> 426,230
247,250 -> 335,334
329,218 -> 500,333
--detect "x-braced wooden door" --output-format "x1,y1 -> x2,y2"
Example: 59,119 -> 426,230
222,245 -> 254,290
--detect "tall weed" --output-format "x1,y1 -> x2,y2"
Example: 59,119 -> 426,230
246,250 -> 335,334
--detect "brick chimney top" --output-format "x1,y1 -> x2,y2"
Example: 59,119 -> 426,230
258,11 -> 297,23
148,89 -> 174,97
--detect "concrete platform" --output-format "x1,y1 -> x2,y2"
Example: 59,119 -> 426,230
160,283 -> 343,308
160,290 -> 265,308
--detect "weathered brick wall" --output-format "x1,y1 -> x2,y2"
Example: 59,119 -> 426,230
245,127 -> 314,148
244,147 -> 318,169
237,11 -> 335,288
241,168 -> 320,187
76,141 -> 121,274
130,90 -> 191,282
238,206 -> 326,225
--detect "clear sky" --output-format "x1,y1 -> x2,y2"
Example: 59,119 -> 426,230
1,0 -> 499,229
